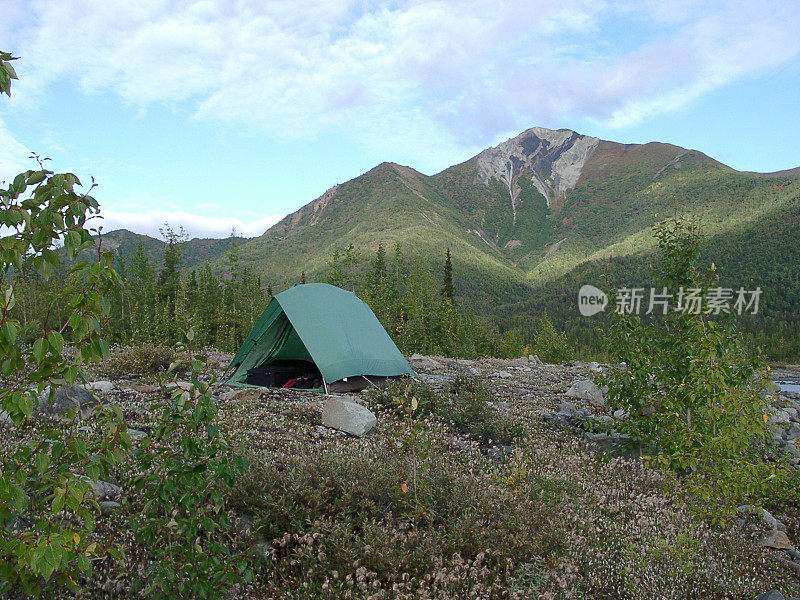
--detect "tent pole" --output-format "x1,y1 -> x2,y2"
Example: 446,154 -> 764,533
323,379 -> 330,396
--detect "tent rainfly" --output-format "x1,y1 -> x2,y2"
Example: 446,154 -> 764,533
224,283 -> 415,391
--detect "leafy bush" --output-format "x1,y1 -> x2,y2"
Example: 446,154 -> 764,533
0,51 -> 129,596
129,326 -> 252,599
533,314 -> 572,363
444,375 -> 523,445
100,343 -> 175,377
598,216 -> 778,521
367,377 -> 438,418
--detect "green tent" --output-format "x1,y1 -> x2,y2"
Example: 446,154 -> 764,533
225,283 -> 414,390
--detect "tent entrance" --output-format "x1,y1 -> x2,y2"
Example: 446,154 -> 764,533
244,359 -> 322,389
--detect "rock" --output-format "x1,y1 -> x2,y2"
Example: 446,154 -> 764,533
787,548 -> 800,561
586,432 -> 609,443
219,388 -> 263,403
768,407 -> 790,426
88,480 -> 123,501
312,425 -> 331,439
613,409 -> 628,420
737,505 -> 786,531
756,591 -> 786,600
445,360 -> 480,375
784,407 -> 798,420
760,530 -> 793,550
450,436 -> 478,453
0,410 -> 11,427
166,381 -> 194,392
129,384 -> 158,393
486,445 -> 513,462
528,355 -> 543,365
491,370 -> 513,379
82,380 -> 115,393
126,428 -> 148,442
565,379 -> 605,408
409,354 -> 444,371
321,396 -> 377,436
36,385 -> 103,419
588,361 -> 602,372
557,401 -> 578,417
786,422 -> 800,441
99,501 -> 121,516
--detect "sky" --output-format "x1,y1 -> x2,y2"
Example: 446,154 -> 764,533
1,0 -> 799,240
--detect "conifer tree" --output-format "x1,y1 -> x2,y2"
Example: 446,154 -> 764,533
442,247 -> 454,300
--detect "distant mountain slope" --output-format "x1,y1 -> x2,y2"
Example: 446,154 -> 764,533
102,126 -> 800,336
98,229 -> 242,270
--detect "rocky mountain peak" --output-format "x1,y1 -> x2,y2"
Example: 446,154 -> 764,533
475,127 -> 599,218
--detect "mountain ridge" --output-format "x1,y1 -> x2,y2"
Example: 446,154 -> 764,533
100,125 -> 800,344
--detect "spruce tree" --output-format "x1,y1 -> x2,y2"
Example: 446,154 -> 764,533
442,247 -> 454,300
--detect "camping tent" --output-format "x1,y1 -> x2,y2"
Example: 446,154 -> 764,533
224,283 -> 415,391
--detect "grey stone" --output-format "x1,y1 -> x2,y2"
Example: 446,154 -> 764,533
99,501 -> 121,516
786,423 -> 800,441
491,370 -> 513,379
36,385 -> 103,419
445,360 -> 480,375
586,432 -> 609,443
760,530 -> 794,550
787,548 -> 800,561
450,436 -> 478,453
88,480 -> 122,501
756,592 -> 785,600
784,443 -> 800,462
737,505 -> 786,531
769,407 -> 791,426
82,380 -> 115,393
321,396 -> 377,436
588,361 -> 602,372
219,388 -> 263,403
166,381 -> 194,392
528,355 -> 543,365
0,410 -> 11,427
126,428 -> 148,442
486,445 -> 513,462
565,379 -> 605,407
613,409 -> 628,420
409,354 -> 444,371
557,401 -> 578,416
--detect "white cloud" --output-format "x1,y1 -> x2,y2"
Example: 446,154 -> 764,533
98,209 -> 283,239
0,117 -> 33,184
5,0 -> 800,158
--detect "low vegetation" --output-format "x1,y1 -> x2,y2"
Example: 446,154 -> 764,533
2,50 -> 799,599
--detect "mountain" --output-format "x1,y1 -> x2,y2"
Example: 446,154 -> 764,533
103,126 -> 800,348
98,229 -> 242,271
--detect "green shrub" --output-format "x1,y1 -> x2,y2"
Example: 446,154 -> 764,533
0,50 -> 129,596
366,377 -> 438,418
100,343 -> 175,378
533,314 -> 572,363
444,375 -> 523,445
129,327 -> 252,599
598,216 -> 779,522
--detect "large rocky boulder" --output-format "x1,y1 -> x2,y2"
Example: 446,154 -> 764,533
36,385 -> 103,419
565,379 -> 606,408
322,396 -> 377,436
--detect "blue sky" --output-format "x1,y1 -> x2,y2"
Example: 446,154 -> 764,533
1,0 -> 799,239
